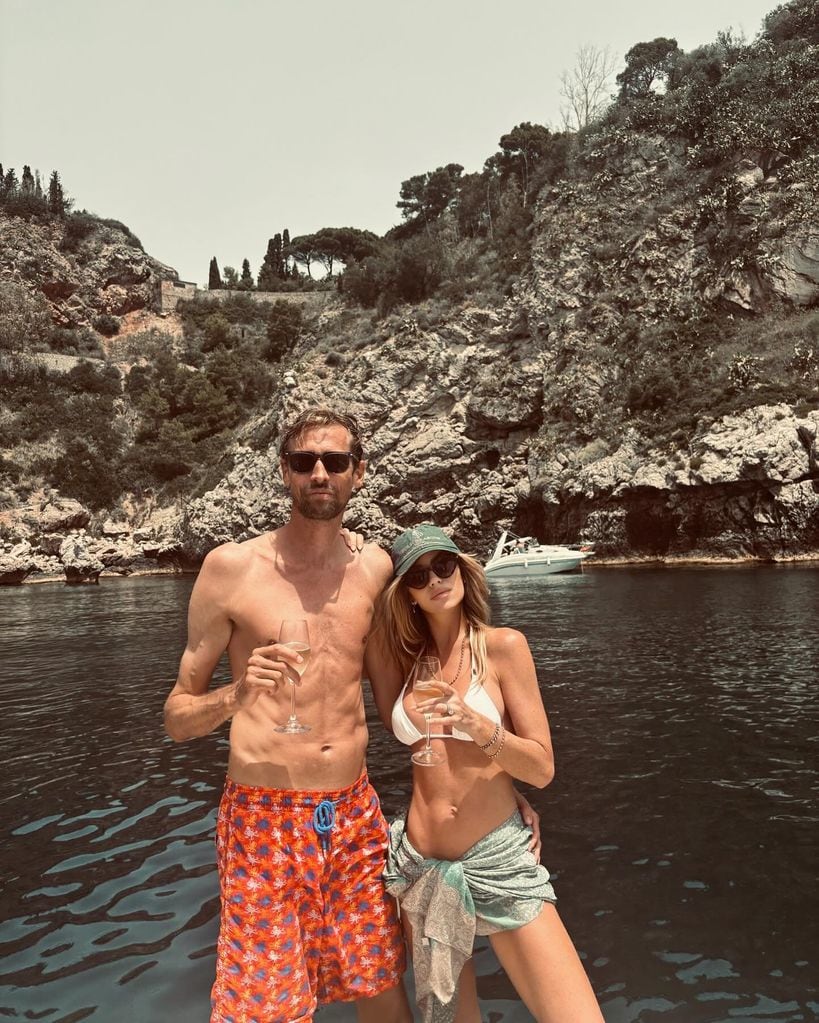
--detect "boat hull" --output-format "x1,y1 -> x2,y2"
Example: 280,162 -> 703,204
484,553 -> 589,578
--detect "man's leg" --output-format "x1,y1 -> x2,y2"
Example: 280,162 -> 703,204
355,982 -> 412,1023
321,779 -> 407,1008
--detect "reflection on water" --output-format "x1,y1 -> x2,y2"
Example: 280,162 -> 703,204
0,569 -> 817,1022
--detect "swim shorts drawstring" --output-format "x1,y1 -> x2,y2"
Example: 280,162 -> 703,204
313,799 -> 336,853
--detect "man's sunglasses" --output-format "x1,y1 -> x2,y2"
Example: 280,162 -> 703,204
284,450 -> 358,474
403,552 -> 460,590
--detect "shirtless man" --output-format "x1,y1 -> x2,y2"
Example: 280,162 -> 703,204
164,407 -> 410,1023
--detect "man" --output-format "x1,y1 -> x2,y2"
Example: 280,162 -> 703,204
164,407 -> 410,1023
165,405 -> 540,1023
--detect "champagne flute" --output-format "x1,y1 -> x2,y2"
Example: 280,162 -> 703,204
274,618 -> 311,734
411,656 -> 445,766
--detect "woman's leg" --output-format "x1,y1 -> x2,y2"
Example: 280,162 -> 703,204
488,904 -> 604,1023
453,958 -> 481,1023
402,912 -> 482,1023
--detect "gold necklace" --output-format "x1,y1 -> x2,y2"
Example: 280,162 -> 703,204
447,630 -> 469,686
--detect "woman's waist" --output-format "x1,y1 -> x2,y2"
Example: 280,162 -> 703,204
406,775 -> 520,858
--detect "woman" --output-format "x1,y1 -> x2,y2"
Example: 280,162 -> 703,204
371,524 -> 603,1023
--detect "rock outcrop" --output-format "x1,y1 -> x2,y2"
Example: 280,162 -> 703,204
0,211 -> 175,330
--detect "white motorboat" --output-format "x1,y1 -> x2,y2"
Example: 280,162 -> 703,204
485,530 -> 594,578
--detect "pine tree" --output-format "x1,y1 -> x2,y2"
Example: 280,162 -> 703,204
21,165 -> 35,194
208,257 -> 223,290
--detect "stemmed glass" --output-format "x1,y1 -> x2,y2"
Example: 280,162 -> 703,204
274,618 -> 311,734
411,656 -> 445,766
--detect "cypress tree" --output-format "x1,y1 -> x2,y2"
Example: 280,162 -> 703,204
208,257 -> 223,290
239,258 -> 254,290
21,165 -> 35,194
3,168 -> 18,198
257,236 -> 282,290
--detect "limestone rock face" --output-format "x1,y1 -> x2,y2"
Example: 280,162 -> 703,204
534,407 -> 819,560
0,211 -> 173,329
179,314 -> 544,560
0,541 -> 38,584
767,233 -> 819,306
59,533 -> 106,584
57,530 -> 144,583
23,496 -> 91,534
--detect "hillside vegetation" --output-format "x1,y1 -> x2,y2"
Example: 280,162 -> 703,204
0,0 -> 817,548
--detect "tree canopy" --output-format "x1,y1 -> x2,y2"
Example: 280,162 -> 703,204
617,37 -> 680,99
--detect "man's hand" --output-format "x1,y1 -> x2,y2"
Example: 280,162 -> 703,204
514,789 -> 542,861
340,527 -> 365,553
236,642 -> 305,708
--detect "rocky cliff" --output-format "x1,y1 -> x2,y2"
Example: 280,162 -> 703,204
0,210 -> 175,329
3,6 -> 819,579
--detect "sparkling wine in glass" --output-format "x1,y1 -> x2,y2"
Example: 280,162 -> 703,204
411,656 -> 444,766
274,618 -> 311,734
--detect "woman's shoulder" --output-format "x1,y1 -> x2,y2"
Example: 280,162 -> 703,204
485,626 -> 531,658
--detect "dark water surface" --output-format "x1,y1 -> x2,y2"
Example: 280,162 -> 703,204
1,568 -> 817,1022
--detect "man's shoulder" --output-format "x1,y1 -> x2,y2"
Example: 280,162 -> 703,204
201,537 -> 262,577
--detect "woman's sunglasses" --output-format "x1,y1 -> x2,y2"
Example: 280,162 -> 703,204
403,552 -> 459,590
284,450 -> 358,474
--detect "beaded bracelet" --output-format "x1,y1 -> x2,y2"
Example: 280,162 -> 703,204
486,726 -> 506,759
478,723 -> 501,750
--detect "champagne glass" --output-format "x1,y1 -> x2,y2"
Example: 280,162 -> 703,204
411,656 -> 445,766
274,618 -> 311,734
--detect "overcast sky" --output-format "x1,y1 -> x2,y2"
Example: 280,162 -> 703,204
1,0 -> 777,285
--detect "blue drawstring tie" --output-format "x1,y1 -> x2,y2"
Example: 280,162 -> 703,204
313,799 -> 336,853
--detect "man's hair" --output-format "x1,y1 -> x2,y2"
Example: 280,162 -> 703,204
279,407 -> 365,462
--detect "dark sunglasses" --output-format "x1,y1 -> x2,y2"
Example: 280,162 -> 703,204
403,552 -> 459,590
285,450 -> 358,474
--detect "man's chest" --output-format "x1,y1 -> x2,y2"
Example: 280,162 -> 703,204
229,570 -> 377,657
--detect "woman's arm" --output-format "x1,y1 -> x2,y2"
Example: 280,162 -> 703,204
363,624 -> 404,731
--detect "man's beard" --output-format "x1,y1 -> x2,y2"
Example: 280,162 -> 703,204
294,488 -> 345,520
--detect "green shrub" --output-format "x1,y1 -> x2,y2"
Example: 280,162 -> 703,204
66,360 -> 121,396
94,314 -> 120,337
265,301 -> 303,361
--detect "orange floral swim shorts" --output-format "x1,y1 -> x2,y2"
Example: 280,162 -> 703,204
210,772 -> 406,1023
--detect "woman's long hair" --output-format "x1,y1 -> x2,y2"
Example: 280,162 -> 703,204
377,552 -> 492,683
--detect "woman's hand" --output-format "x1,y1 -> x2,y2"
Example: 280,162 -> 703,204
514,789 -> 542,860
340,527 -> 365,552
415,680 -> 480,735
235,642 -> 304,708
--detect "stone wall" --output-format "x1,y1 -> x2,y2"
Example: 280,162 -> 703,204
196,289 -> 332,311
156,280 -> 332,315
157,278 -> 198,313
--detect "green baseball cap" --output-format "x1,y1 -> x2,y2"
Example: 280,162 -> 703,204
390,524 -> 462,577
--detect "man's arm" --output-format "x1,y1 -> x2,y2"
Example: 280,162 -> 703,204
164,544 -> 311,742
163,546 -> 240,741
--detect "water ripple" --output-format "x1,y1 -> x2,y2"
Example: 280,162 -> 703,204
0,570 -> 817,1021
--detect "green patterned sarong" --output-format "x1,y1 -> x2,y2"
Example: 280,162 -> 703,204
384,810 -> 556,1023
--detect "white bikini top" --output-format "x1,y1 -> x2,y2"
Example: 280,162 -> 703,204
391,638 -> 502,745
